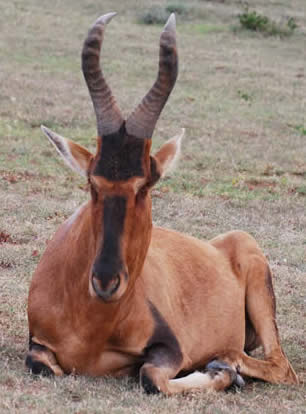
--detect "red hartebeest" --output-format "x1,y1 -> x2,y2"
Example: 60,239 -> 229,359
26,13 -> 298,394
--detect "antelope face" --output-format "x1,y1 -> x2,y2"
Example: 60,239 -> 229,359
40,12 -> 184,303
88,126 -> 154,302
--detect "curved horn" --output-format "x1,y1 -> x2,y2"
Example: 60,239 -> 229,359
126,14 -> 178,139
82,12 -> 123,137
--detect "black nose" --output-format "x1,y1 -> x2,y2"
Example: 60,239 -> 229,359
91,274 -> 121,301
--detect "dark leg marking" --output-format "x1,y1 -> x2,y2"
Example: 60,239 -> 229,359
144,302 -> 183,368
141,374 -> 160,395
140,302 -> 183,394
26,337 -> 53,376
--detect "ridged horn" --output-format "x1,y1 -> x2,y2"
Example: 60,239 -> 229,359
126,13 -> 178,139
82,12 -> 123,137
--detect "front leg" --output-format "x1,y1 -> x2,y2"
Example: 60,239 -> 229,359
140,302 -> 184,394
140,357 -> 243,395
140,343 -> 183,395
140,303 -> 241,395
26,336 -> 64,376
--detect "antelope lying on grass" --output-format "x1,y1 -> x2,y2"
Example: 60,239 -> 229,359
26,13 -> 298,394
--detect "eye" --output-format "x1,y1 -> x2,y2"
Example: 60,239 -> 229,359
136,184 -> 149,203
90,181 -> 98,203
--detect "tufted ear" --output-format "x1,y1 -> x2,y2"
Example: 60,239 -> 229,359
41,126 -> 93,177
153,128 -> 184,178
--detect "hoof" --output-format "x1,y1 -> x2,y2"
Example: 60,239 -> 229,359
205,359 -> 245,390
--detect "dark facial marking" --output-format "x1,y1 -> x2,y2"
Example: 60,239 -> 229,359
94,122 -> 145,180
144,302 -> 183,368
93,196 -> 127,289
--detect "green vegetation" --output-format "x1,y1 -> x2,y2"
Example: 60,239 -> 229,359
238,90 -> 253,102
138,6 -> 170,25
139,2 -> 189,25
238,6 -> 298,36
296,185 -> 306,196
166,3 -> 188,15
294,125 -> 306,135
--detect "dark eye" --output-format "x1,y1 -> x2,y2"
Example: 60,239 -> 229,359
136,185 -> 148,203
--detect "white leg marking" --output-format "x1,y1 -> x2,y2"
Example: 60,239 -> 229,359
169,371 -> 212,390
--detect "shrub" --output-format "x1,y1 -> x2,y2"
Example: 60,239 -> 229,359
166,3 -> 188,15
238,7 -> 298,37
139,6 -> 169,25
294,125 -> 306,136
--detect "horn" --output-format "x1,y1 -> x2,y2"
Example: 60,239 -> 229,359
82,12 -> 123,137
126,14 -> 178,139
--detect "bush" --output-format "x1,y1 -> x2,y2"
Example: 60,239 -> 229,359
139,6 -> 169,25
139,3 -> 190,25
166,3 -> 188,15
238,7 -> 298,37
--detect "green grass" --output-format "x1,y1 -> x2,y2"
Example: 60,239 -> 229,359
193,23 -> 227,34
294,125 -> 306,135
1,0 -> 306,412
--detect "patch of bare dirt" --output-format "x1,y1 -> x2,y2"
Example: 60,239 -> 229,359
0,170 -> 51,184
245,179 -> 277,191
0,260 -> 13,269
0,231 -> 15,244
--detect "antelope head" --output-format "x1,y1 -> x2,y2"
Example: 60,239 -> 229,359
41,13 -> 184,303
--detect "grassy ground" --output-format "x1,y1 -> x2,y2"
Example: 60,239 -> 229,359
0,0 -> 305,412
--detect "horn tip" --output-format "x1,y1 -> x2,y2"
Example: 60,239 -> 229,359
41,125 -> 53,139
41,125 -> 49,134
94,12 -> 117,27
163,13 -> 176,32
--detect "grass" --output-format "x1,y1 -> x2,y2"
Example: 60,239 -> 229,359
0,0 -> 306,412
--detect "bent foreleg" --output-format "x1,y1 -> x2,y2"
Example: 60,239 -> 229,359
26,337 -> 64,376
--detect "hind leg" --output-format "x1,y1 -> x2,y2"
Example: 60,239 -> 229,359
244,311 -> 261,354
221,257 -> 298,384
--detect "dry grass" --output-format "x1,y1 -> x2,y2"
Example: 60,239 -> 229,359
0,0 -> 305,412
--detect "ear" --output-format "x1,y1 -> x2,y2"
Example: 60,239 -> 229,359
153,128 -> 184,178
41,125 -> 93,177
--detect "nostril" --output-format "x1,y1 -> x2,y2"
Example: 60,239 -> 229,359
91,274 -> 121,300
92,274 -> 103,291
105,275 -> 120,294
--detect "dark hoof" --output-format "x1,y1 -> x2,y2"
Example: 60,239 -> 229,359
234,374 -> 245,388
206,360 -> 233,372
140,374 -> 160,395
205,359 -> 245,390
